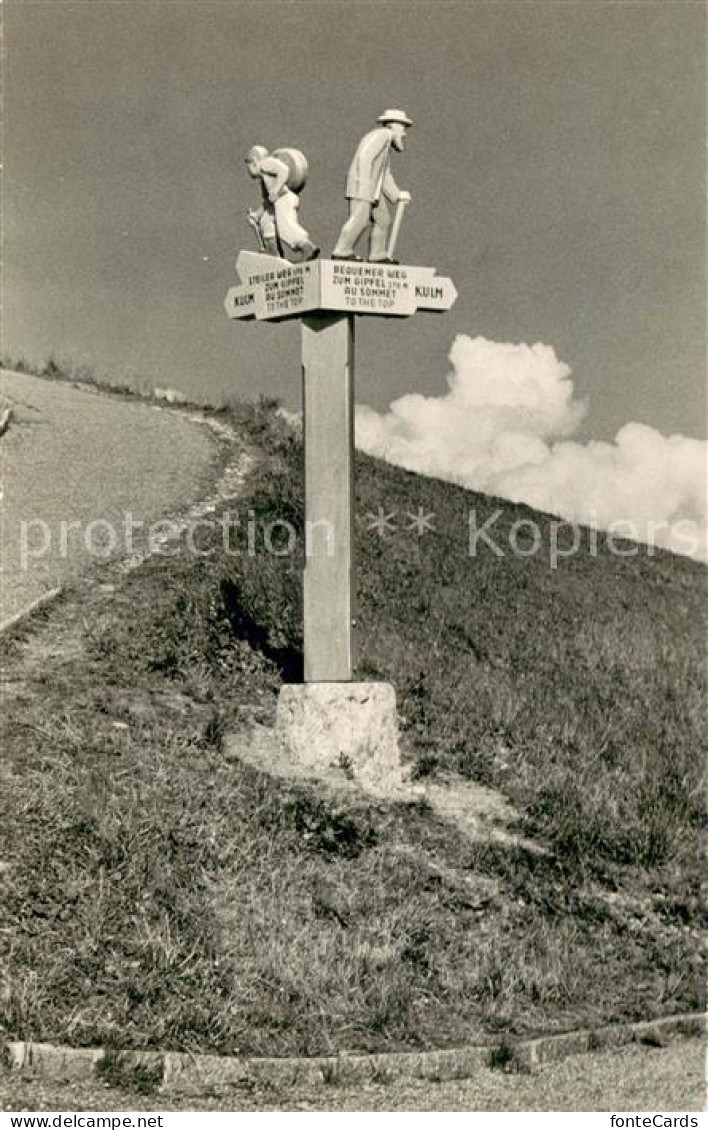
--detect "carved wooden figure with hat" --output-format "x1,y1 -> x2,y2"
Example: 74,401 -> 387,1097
331,109 -> 413,264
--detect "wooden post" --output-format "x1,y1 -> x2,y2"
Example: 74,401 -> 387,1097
225,254 -> 457,688
301,313 -> 355,681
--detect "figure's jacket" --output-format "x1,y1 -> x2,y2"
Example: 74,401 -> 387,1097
345,127 -> 400,204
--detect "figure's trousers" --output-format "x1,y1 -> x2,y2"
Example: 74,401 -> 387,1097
333,197 -> 391,259
274,192 -> 311,250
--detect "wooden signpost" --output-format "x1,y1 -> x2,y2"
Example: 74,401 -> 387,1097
226,112 -> 457,789
225,252 -> 457,682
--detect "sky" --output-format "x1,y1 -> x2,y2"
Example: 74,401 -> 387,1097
3,0 -> 705,450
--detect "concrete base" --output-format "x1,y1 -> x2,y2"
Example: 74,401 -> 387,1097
276,682 -> 403,796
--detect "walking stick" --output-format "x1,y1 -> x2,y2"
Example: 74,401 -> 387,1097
387,198 -> 408,260
247,209 -> 267,251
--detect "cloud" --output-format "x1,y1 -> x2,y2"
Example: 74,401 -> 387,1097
355,335 -> 707,561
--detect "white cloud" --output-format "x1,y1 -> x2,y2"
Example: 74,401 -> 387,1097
355,335 -> 707,561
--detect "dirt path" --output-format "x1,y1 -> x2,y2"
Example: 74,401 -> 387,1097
1,371 -> 219,626
1,1040 -> 704,1111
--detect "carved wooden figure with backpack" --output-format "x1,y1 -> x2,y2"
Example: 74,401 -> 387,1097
244,145 -> 319,262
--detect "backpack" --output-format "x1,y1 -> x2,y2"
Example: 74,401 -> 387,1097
271,148 -> 309,193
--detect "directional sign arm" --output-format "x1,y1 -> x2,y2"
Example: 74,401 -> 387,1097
412,276 -> 458,312
224,283 -> 257,319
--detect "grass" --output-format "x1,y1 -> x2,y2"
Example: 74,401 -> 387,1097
1,388 -> 705,1057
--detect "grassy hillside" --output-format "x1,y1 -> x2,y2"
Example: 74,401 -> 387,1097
2,398 -> 705,1057
232,407 -> 706,883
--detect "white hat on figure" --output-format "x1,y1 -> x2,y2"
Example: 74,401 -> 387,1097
377,109 -> 413,127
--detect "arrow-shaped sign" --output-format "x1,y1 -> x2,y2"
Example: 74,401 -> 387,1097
413,276 -> 458,312
224,283 -> 258,319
